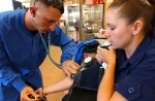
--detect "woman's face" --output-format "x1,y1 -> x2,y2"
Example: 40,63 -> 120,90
104,8 -> 134,49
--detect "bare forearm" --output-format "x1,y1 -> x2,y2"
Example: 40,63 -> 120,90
97,63 -> 115,101
43,77 -> 73,95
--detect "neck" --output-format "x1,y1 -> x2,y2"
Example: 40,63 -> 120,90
125,33 -> 145,59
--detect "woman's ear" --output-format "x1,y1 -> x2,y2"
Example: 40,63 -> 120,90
132,20 -> 143,35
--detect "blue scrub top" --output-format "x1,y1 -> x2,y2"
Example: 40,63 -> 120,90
115,35 -> 155,101
0,9 -> 75,100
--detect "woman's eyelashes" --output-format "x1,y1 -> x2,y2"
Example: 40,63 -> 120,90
107,24 -> 116,30
109,25 -> 116,30
110,27 -> 115,30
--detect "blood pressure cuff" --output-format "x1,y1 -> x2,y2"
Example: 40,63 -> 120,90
116,75 -> 155,101
62,59 -> 103,101
74,59 -> 103,90
73,38 -> 99,64
62,39 -> 102,101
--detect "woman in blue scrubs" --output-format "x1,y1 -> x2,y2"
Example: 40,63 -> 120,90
97,0 -> 155,101
0,0 -> 80,101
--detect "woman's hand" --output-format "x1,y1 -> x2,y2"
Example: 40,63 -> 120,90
95,46 -> 116,65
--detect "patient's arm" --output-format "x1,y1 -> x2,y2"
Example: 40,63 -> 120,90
43,77 -> 74,95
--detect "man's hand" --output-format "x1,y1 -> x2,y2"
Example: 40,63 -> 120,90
61,60 -> 80,77
20,86 -> 40,101
35,87 -> 47,97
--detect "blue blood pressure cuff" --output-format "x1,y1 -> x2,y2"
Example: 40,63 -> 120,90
73,38 -> 99,64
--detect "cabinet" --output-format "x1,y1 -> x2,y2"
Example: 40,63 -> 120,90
80,4 -> 105,40
63,1 -> 105,41
64,4 -> 80,42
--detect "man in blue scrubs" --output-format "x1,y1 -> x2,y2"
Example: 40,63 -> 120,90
0,0 -> 80,101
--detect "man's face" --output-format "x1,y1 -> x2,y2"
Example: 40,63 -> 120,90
31,4 -> 62,33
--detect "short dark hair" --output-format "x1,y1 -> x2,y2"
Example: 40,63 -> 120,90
31,0 -> 64,14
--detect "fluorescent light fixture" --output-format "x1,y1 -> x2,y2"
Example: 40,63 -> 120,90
0,0 -> 14,12
15,0 -> 30,3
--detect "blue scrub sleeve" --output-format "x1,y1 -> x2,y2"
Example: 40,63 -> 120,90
116,75 -> 155,101
116,76 -> 142,100
50,25 -> 76,63
0,66 -> 27,93
0,35 -> 27,92
60,39 -> 75,63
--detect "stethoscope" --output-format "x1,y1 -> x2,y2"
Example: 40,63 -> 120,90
31,16 -> 61,69
39,32 -> 61,68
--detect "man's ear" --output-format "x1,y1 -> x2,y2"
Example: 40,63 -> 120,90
29,6 -> 36,17
132,20 -> 143,35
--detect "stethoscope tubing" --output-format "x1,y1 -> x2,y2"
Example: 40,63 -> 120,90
39,32 -> 61,68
